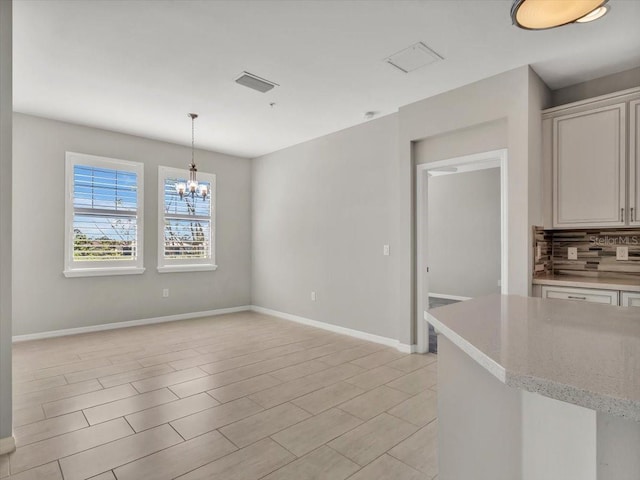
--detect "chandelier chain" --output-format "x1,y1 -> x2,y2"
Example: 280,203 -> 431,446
191,114 -> 195,167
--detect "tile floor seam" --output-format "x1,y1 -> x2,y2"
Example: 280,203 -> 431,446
214,427 -> 240,450
382,382 -> 430,396
56,459 -> 65,480
268,409 -> 366,457
385,408 -> 425,428
168,422 -> 187,442
14,381 -> 106,409
85,428 -> 192,480
255,443 -> 327,480
9,420 -> 127,470
386,449 -> 433,475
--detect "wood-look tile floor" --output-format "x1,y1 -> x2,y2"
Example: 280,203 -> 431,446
3,312 -> 438,480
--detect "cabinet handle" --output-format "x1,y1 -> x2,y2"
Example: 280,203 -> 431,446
568,296 -> 587,300
632,207 -> 635,222
621,208 -> 625,222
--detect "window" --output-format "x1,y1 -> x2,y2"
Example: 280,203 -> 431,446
158,166 -> 216,272
64,152 -> 144,277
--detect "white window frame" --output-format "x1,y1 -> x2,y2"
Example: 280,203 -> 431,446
157,166 -> 217,273
64,152 -> 145,278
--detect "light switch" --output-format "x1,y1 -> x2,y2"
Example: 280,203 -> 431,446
617,246 -> 629,261
383,245 -> 390,256
311,291 -> 317,301
567,247 -> 578,260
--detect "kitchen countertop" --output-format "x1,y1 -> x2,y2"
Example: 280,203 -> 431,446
425,294 -> 640,421
533,274 -> 640,292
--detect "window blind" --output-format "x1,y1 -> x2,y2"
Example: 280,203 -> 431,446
162,177 -> 211,259
72,165 -> 139,261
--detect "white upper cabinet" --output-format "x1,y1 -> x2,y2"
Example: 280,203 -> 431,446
630,99 -> 640,225
543,88 -> 640,229
553,103 -> 626,227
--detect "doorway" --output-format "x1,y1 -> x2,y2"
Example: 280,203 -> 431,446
416,149 -> 508,353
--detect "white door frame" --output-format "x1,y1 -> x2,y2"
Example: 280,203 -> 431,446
415,149 -> 509,353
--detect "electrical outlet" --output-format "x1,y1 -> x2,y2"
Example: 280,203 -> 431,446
383,244 -> 390,256
162,288 -> 169,298
535,245 -> 542,261
311,291 -> 317,301
567,247 -> 578,260
617,246 -> 629,261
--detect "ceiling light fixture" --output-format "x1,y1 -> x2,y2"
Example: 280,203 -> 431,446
511,0 -> 609,30
575,5 -> 609,23
176,113 -> 208,200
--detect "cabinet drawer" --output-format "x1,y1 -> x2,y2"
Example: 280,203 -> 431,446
541,286 -> 619,305
621,291 -> 640,307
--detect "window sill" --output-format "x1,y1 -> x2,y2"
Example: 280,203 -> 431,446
157,264 -> 218,273
63,267 -> 146,278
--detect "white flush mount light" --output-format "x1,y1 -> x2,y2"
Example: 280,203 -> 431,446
385,42 -> 443,74
511,0 -> 609,30
575,5 -> 609,23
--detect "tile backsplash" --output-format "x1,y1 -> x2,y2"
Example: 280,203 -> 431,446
533,227 -> 640,280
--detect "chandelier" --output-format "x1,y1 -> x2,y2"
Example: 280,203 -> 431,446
176,113 -> 208,200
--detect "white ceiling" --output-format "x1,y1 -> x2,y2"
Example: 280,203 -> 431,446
13,0 -> 640,158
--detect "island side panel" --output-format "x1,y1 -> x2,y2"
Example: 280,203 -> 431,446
522,390 -> 596,480
438,336 -> 522,480
597,412 -> 640,480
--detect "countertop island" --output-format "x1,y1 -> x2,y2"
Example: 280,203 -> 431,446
425,294 -> 640,480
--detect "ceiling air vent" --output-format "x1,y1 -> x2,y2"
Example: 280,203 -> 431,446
385,42 -> 443,73
235,71 -> 279,93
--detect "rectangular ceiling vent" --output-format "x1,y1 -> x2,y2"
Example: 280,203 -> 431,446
235,71 -> 279,93
385,42 -> 443,74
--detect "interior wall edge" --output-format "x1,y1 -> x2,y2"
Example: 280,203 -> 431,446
0,0 -> 13,442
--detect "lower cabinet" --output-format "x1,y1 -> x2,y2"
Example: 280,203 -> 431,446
541,286 -> 619,305
538,286 -> 640,307
622,291 -> 640,307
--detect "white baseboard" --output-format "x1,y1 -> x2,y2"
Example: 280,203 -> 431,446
429,292 -> 472,302
12,304 -> 419,355
12,305 -> 252,342
251,305 -> 415,354
0,435 -> 15,455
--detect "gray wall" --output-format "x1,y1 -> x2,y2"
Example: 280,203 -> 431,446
12,114 -> 252,335
427,168 -> 501,298
252,114 -> 398,340
551,66 -> 640,106
414,119 -> 507,165
396,66 -> 550,344
0,0 -> 12,444
252,66 -> 549,347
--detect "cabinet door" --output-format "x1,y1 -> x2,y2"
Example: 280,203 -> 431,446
553,103 -> 626,227
630,99 -> 640,225
621,292 -> 640,307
